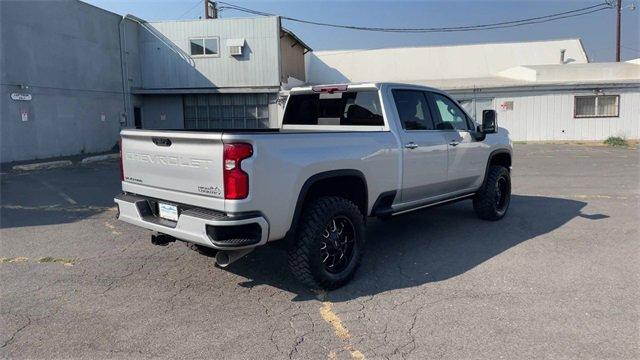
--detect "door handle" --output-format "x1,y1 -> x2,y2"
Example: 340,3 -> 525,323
404,142 -> 419,149
449,141 -> 460,147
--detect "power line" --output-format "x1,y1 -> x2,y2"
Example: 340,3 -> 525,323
178,0 -> 204,19
217,1 -> 613,33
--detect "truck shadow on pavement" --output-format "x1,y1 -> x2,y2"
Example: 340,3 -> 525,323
226,194 -> 606,301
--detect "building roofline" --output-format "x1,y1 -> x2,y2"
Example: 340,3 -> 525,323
77,0 -> 123,18
146,15 -> 277,24
576,38 -> 590,63
312,37 -> 586,55
281,27 -> 313,52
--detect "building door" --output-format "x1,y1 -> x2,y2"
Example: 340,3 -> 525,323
134,107 -> 142,129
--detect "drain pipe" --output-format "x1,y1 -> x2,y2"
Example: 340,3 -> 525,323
118,14 -> 147,128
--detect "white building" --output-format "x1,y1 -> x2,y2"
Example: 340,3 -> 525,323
306,39 -> 640,141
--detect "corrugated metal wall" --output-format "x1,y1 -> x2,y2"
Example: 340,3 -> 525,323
456,88 -> 639,141
280,33 -> 306,82
138,17 -> 281,89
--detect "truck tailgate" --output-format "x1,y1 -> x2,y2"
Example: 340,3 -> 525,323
121,130 -> 224,199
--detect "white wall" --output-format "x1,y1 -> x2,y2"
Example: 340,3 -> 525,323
488,89 -> 639,141
306,39 -> 588,85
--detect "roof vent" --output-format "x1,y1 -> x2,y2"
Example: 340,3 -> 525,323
227,38 -> 245,57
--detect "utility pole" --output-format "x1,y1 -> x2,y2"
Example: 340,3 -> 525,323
204,0 -> 218,19
616,0 -> 621,62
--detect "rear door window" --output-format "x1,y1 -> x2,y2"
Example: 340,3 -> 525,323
392,90 -> 435,130
283,91 -> 384,126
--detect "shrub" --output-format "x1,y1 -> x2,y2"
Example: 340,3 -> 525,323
604,136 -> 628,147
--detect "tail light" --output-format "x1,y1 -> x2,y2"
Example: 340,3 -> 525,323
119,137 -> 124,182
223,143 -> 253,199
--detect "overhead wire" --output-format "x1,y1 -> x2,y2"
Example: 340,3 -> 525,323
178,0 -> 204,19
216,1 -> 613,33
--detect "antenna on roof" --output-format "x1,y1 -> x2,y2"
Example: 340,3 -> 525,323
205,1 -> 218,19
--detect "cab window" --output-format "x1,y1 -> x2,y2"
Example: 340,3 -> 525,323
431,93 -> 471,131
392,90 -> 435,130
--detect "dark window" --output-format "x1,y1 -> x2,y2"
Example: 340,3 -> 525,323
391,90 -> 435,130
432,93 -> 471,131
283,91 -> 384,126
204,38 -> 218,55
190,39 -> 204,55
190,38 -> 219,56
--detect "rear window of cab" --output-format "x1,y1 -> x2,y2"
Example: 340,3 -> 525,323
283,91 -> 384,126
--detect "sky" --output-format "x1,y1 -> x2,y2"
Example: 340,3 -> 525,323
84,0 -> 640,62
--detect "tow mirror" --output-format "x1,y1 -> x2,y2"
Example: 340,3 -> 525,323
481,110 -> 497,134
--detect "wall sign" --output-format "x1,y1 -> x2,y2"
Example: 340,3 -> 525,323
21,108 -> 29,122
160,112 -> 167,121
11,93 -> 32,101
499,101 -> 514,112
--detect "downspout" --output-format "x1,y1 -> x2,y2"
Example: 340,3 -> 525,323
118,15 -> 131,128
118,14 -> 146,128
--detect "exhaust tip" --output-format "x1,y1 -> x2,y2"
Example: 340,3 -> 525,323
215,251 -> 231,267
214,248 -> 253,268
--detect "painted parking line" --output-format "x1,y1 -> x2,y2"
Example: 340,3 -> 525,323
316,291 -> 365,360
36,178 -> 78,205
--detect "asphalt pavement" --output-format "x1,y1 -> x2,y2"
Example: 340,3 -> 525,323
1,144 -> 638,359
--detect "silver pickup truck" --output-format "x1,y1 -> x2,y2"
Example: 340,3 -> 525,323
115,83 -> 512,289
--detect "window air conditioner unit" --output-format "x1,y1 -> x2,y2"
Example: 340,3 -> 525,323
229,45 -> 243,56
227,38 -> 245,57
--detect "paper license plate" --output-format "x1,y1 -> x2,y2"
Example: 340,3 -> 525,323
158,202 -> 178,221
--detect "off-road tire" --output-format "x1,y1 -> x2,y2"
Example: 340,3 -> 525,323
473,165 -> 511,221
288,196 -> 365,290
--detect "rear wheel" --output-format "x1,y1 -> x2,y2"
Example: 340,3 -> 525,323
473,165 -> 511,221
288,196 -> 365,290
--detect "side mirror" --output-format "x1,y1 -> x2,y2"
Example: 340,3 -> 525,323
481,110 -> 497,134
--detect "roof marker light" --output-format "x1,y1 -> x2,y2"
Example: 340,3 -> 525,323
312,85 -> 348,94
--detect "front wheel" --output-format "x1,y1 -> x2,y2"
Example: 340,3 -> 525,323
288,196 -> 365,290
473,165 -> 511,221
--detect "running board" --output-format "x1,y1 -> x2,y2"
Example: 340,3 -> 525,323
378,193 -> 475,217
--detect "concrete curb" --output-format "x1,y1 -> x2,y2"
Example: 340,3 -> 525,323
12,160 -> 73,172
80,153 -> 119,164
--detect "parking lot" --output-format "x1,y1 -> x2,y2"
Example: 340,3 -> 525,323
1,144 -> 638,359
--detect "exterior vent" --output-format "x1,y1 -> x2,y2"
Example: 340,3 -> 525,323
226,38 -> 245,57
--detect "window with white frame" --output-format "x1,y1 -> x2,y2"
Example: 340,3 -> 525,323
574,95 -> 619,118
189,37 -> 219,56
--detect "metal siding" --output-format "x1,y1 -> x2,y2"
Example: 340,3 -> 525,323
280,34 -> 306,82
138,17 -> 280,89
489,89 -> 639,141
0,0 -> 125,162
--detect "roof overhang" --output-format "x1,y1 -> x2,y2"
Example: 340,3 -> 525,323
131,87 -> 281,95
